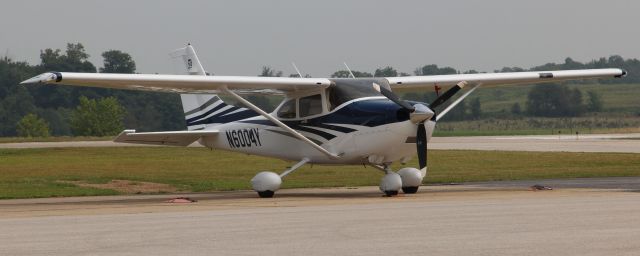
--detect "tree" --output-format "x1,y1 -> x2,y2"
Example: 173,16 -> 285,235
469,98 -> 481,119
511,102 -> 522,115
39,43 -> 96,73
32,43 -> 98,110
374,66 -> 398,77
414,64 -> 457,76
260,66 -> 283,77
100,50 -> 136,73
441,101 -> 467,121
289,73 -> 311,78
71,96 -> 126,136
402,92 -> 435,103
16,113 -> 50,137
526,84 -> 584,117
330,70 -> 373,78
0,86 -> 36,136
586,91 -> 603,112
495,67 -> 525,73
0,57 -> 38,136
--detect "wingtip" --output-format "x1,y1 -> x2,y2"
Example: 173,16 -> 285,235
19,76 -> 42,85
20,72 -> 61,84
615,69 -> 628,78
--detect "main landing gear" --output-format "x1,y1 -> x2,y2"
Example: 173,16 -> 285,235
250,158 -> 309,198
376,165 -> 425,196
250,159 -> 426,198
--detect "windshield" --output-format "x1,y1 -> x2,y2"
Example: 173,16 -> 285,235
327,79 -> 387,110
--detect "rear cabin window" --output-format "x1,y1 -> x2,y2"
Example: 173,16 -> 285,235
277,99 -> 297,118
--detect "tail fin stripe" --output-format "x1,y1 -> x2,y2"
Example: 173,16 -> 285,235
220,107 -> 249,117
184,96 -> 221,116
187,109 -> 257,127
185,102 -> 229,123
206,106 -> 241,118
185,100 -> 225,119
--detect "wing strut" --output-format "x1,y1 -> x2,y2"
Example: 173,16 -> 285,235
221,87 -> 342,159
435,83 -> 482,121
343,62 -> 356,78
291,62 -> 304,78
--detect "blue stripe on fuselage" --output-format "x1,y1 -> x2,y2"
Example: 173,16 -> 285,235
239,99 -> 410,130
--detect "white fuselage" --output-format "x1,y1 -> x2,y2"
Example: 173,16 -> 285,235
199,98 -> 436,165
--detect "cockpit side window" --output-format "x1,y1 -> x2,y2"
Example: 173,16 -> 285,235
299,94 -> 322,117
277,99 -> 297,118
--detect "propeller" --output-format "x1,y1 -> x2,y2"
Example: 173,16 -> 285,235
373,82 -> 415,111
373,81 -> 468,172
416,120 -> 428,170
430,81 -> 468,109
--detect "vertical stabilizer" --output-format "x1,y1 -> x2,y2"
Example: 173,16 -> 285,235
171,44 -> 256,130
169,43 -> 207,76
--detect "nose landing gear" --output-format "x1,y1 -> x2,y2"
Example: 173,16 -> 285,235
374,164 -> 425,196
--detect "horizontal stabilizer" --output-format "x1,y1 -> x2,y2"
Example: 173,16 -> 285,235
114,129 -> 218,146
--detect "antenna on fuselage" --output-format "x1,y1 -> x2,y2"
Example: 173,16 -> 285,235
291,62 -> 304,78
343,62 -> 356,78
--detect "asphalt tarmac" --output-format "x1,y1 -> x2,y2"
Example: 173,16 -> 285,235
1,178 -> 640,256
429,133 -> 640,153
1,134 -> 638,255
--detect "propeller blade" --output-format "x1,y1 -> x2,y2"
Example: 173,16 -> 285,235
430,81 -> 468,109
416,122 -> 427,170
372,82 -> 415,111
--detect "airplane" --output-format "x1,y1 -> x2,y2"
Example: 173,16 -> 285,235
21,44 -> 627,197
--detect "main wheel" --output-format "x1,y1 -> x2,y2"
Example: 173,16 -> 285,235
257,190 -> 275,198
380,172 -> 402,197
383,190 -> 399,196
402,186 -> 419,194
398,168 -> 423,194
251,171 -> 281,198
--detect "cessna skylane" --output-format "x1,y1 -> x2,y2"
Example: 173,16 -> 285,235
21,45 -> 627,197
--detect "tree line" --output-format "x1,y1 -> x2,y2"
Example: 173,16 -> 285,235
0,42 -> 637,137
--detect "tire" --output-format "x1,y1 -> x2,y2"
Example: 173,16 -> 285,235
257,190 -> 275,198
384,190 -> 399,197
402,186 -> 419,194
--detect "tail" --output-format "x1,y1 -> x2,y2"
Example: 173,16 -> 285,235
171,44 -> 257,130
169,43 -> 207,75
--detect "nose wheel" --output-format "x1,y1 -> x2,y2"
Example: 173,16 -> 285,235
373,165 -> 425,196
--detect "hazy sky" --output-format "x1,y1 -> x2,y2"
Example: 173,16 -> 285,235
2,0 -> 638,76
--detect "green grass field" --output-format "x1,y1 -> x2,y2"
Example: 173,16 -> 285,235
0,136 -> 113,144
1,147 -> 639,199
472,83 -> 640,115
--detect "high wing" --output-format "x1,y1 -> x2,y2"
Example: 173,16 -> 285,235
114,129 -> 218,146
21,72 -> 332,94
22,69 -> 625,94
386,68 -> 626,90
